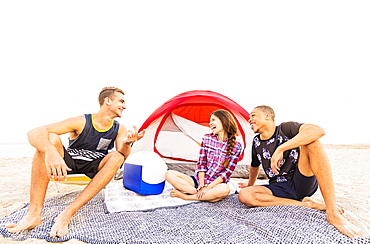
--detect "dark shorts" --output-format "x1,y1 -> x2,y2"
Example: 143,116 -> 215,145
263,167 -> 318,201
190,175 -> 199,189
63,147 -> 103,179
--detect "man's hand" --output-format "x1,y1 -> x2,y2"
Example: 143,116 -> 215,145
238,182 -> 250,188
123,126 -> 145,145
270,148 -> 284,175
45,150 -> 71,182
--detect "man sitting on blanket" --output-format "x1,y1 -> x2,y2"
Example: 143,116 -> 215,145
6,87 -> 144,238
238,105 -> 361,238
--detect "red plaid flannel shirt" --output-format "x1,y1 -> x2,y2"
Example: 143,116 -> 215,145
195,134 -> 242,185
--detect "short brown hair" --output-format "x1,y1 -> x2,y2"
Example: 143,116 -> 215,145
254,105 -> 275,121
98,87 -> 124,106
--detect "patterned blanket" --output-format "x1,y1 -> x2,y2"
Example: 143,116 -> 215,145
0,190 -> 368,244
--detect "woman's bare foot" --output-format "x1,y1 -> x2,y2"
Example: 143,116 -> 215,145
5,213 -> 42,233
170,190 -> 194,200
302,197 -> 344,214
49,212 -> 72,237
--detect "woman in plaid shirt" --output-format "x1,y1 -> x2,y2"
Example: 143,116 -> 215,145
165,109 -> 243,202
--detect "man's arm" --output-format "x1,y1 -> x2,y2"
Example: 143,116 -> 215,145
239,165 -> 260,188
27,116 -> 85,181
247,165 -> 260,186
270,124 -> 325,174
115,125 -> 145,159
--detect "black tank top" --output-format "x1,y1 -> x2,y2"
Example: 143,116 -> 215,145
67,114 -> 120,161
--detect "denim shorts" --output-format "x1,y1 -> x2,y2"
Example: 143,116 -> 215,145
190,175 -> 199,189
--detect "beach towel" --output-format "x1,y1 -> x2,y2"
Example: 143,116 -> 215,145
0,190 -> 368,244
104,181 -> 239,213
104,181 -> 199,212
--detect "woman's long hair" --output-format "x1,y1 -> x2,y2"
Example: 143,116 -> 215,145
211,109 -> 238,168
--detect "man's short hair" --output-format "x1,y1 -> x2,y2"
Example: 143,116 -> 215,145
98,87 -> 125,106
254,105 -> 275,121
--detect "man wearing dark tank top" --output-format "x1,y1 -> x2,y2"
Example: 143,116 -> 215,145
238,105 -> 361,239
6,87 -> 145,238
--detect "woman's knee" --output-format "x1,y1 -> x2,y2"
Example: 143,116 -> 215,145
218,184 -> 230,198
165,170 -> 178,182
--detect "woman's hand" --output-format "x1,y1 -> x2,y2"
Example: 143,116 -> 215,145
196,185 -> 210,199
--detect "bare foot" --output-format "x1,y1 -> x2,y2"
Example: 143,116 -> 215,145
302,197 -> 327,211
327,214 -> 362,239
5,213 -> 42,233
302,197 -> 344,214
170,190 -> 193,200
49,213 -> 71,238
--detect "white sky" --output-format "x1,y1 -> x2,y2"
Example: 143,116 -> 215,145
0,1 -> 369,144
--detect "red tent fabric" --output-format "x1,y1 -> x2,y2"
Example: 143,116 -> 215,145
136,90 -> 252,162
140,90 -> 250,129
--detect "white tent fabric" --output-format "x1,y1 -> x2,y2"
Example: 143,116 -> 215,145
132,113 -> 209,161
131,113 -> 253,164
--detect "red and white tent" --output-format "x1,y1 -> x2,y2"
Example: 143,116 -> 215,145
131,90 -> 254,164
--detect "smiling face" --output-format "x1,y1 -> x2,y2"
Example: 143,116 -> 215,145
249,109 -> 264,133
249,107 -> 273,134
209,114 -> 225,137
106,92 -> 126,118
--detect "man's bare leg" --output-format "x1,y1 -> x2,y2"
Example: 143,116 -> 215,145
238,186 -> 325,209
6,150 -> 49,232
239,141 -> 360,238
49,151 -> 124,237
6,134 -> 63,233
302,141 -> 360,238
170,184 -> 230,202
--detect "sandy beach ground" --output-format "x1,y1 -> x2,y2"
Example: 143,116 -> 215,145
0,144 -> 369,243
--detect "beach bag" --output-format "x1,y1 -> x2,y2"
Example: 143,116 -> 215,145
123,151 -> 168,195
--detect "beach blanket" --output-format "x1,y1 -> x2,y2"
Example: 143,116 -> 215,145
0,190 -> 368,244
104,181 -> 239,212
104,182 -> 199,212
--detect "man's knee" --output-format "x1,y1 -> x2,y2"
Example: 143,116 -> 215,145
107,151 -> 125,167
46,133 -> 64,156
48,133 -> 62,147
301,139 -> 328,165
238,187 -> 259,207
305,140 -> 324,153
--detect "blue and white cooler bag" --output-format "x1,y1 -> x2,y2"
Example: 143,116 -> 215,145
123,151 -> 168,195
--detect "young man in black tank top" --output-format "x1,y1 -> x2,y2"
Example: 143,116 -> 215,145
6,87 -> 145,238
238,105 -> 361,239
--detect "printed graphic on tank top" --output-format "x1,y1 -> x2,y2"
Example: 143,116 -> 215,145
67,114 -> 119,161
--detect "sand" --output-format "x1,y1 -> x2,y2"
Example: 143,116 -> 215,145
0,144 -> 369,243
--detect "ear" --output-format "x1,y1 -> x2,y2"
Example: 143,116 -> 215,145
105,97 -> 112,105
